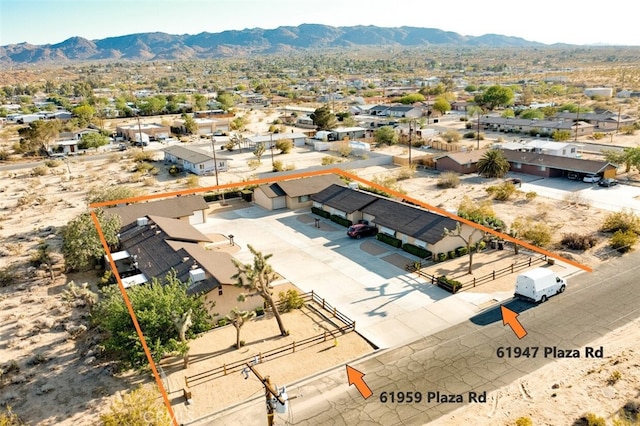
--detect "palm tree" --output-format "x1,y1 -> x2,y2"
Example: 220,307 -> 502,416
477,149 -> 510,178
232,245 -> 287,336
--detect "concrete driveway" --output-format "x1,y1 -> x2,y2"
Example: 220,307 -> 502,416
196,206 -> 507,349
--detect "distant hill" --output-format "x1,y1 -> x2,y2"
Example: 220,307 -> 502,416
0,24 -> 546,64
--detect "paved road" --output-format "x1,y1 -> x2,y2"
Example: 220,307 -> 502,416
200,250 -> 640,426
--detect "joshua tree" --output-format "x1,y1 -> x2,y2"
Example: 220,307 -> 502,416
232,245 -> 287,336
226,308 -> 256,349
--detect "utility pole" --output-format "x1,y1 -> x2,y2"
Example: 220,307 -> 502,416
476,110 -> 481,150
574,103 -> 580,142
245,363 -> 286,426
211,136 -> 225,205
136,112 -> 144,151
269,132 -> 275,170
408,119 -> 413,168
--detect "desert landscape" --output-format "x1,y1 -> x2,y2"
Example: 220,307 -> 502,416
2,98 -> 640,425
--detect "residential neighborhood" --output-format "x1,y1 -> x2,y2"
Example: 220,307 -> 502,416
3,12 -> 640,426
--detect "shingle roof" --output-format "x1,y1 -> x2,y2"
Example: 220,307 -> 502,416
276,174 -> 344,198
501,150 -> 616,173
106,195 -> 208,226
311,184 -> 378,213
149,215 -> 211,243
362,198 -> 458,244
435,149 -> 489,165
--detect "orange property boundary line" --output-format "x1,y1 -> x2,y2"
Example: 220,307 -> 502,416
89,168 -> 592,421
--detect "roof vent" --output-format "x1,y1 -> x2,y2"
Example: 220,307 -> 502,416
136,217 -> 149,227
189,268 -> 205,283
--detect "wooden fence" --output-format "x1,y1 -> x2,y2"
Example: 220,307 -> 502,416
185,291 -> 355,386
411,254 -> 549,293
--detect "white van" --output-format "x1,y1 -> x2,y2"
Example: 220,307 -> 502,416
514,268 -> 566,303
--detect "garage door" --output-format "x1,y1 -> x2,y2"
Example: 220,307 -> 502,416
273,196 -> 287,210
189,210 -> 205,225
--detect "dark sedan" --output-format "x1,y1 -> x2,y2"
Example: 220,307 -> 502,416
347,224 -> 378,239
598,178 -> 618,187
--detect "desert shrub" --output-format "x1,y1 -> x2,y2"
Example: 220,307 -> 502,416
31,165 -> 48,176
255,306 -> 265,317
86,186 -> 139,205
0,264 -> 19,287
515,417 -> 533,426
561,233 -> 598,250
456,246 -> 468,256
437,253 -> 447,262
321,156 -> 339,165
437,171 -> 460,188
100,386 -> 171,426
217,318 -> 228,327
525,191 -> 537,201
608,370 -> 622,385
620,400 -> 640,422
442,130 -> 461,143
486,182 -> 516,201
0,150 -> 9,161
601,210 -> 640,234
592,132 -> 605,140
44,159 -> 62,168
396,165 -> 416,180
463,131 -> 476,139
247,159 -> 261,170
448,250 -> 456,259
311,206 -> 330,218
277,289 -> 305,313
336,141 -> 352,157
275,139 -> 293,154
185,174 -> 199,188
0,406 -> 23,426
131,150 -> 154,162
272,160 -> 284,172
512,217 -> 552,247
611,230 -> 637,253
577,413 -> 606,426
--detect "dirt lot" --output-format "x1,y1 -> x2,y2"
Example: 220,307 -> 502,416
1,107 -> 640,424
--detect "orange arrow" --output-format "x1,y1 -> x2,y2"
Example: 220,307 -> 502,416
346,365 -> 373,399
500,306 -> 527,339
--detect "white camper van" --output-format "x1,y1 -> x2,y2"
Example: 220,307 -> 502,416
514,268 -> 566,303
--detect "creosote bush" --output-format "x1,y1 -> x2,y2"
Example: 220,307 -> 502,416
437,171 -> 460,188
561,233 -> 598,251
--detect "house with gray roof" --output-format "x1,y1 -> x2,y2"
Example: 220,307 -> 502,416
162,145 -> 229,175
108,214 -> 260,319
311,185 -> 477,256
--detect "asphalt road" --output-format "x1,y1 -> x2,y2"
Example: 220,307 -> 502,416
203,250 -> 640,426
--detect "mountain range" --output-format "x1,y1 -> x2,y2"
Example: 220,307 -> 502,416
0,24 -> 547,64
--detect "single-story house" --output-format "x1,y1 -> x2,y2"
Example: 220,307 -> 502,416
106,194 -> 209,225
108,215 -> 260,319
387,105 -> 423,119
435,149 -> 618,179
500,140 -> 581,158
162,145 -> 229,175
435,149 -> 488,174
245,132 -> 308,149
309,185 -> 478,256
116,123 -> 171,141
173,118 -> 217,135
475,116 -> 595,137
311,184 -> 378,223
330,126 -> 367,140
552,111 -> 636,132
254,174 -> 344,211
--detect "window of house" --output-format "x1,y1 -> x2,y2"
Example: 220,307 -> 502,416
515,163 -> 522,169
538,165 -> 546,171
298,195 -> 310,203
199,164 -> 204,169
218,286 -> 223,296
571,147 -> 576,153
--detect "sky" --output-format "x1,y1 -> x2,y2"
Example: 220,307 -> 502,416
1,0 -> 639,47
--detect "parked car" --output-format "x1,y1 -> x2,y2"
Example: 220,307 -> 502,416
583,174 -> 601,183
347,223 -> 378,239
567,172 -> 579,180
598,178 -> 618,187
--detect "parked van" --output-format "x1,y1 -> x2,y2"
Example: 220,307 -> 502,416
514,268 -> 566,303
